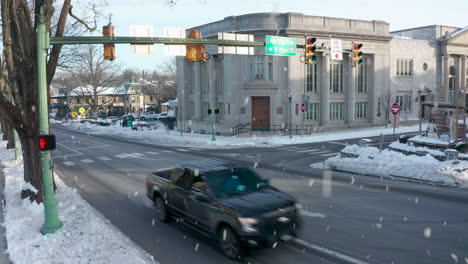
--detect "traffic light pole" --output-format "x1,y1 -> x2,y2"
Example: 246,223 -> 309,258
37,7 -> 62,235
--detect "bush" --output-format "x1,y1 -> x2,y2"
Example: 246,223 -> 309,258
455,143 -> 468,153
160,117 -> 176,129
399,135 -> 412,144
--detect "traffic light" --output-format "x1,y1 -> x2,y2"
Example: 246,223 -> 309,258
352,43 -> 363,67
103,24 -> 116,61
208,109 -> 212,115
214,109 -> 219,114
38,134 -> 56,151
305,37 -> 317,63
186,30 -> 207,62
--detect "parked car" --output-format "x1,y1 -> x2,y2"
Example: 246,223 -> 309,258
157,112 -> 168,120
145,159 -> 300,260
140,111 -> 159,120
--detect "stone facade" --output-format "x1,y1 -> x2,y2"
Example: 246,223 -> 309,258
176,13 -> 468,135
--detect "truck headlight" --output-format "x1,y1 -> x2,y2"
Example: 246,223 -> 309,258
238,217 -> 259,233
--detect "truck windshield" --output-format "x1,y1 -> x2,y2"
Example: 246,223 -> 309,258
204,168 -> 268,198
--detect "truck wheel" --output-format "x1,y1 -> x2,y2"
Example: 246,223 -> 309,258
154,197 -> 170,222
140,117 -> 146,121
218,226 -> 243,260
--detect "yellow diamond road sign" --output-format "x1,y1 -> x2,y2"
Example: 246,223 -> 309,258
79,107 -> 85,115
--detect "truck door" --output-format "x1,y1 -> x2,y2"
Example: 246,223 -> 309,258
171,169 -> 194,217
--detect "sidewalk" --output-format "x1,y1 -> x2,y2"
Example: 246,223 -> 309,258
0,165 -> 12,264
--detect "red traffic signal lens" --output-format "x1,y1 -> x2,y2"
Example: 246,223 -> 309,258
307,37 -> 316,45
38,134 -> 56,151
354,43 -> 363,50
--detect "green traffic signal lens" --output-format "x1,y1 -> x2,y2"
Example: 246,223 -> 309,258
308,55 -> 316,62
357,59 -> 363,65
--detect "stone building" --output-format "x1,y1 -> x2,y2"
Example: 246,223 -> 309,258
176,13 -> 468,135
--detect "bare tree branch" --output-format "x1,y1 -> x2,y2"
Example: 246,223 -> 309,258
68,5 -> 97,32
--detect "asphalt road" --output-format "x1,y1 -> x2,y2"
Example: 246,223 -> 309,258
51,125 -> 468,264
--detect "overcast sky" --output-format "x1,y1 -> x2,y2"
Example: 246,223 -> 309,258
107,0 -> 467,71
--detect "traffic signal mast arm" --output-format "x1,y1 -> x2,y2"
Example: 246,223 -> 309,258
50,36 -> 266,47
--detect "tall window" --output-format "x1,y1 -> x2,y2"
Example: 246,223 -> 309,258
396,59 -> 413,76
330,62 -> 343,93
330,103 -> 344,120
355,102 -> 368,119
267,56 -> 273,81
306,63 -> 318,93
187,63 -> 194,94
396,94 -> 412,112
249,56 -> 273,81
217,58 -> 224,96
189,101 -> 195,119
356,59 -> 368,93
249,56 -> 264,80
202,102 -> 209,119
218,102 -> 225,119
448,66 -> 456,104
77,98 -> 81,104
306,103 -> 319,120
201,63 -> 208,95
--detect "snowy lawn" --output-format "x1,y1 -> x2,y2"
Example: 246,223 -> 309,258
0,140 -> 156,264
58,121 -> 421,149
319,145 -> 468,187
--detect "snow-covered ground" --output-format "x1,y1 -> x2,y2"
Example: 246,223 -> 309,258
57,120 -> 421,149
0,140 -> 156,264
318,145 -> 468,187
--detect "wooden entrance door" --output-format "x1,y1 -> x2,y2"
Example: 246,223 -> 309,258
251,96 -> 270,129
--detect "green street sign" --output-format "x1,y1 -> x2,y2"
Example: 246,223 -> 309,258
265,35 -> 296,56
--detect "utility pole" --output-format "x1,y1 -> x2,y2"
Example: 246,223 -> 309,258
288,89 -> 293,138
37,6 -> 62,234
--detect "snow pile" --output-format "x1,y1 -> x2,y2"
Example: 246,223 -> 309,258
389,142 -> 446,157
56,121 -> 421,149
0,141 -> 156,264
408,135 -> 454,145
324,145 -> 468,187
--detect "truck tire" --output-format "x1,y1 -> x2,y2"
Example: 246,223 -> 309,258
218,226 -> 243,261
140,117 -> 146,121
154,196 -> 170,222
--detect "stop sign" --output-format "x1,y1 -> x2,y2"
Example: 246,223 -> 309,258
301,103 -> 306,113
391,103 -> 400,115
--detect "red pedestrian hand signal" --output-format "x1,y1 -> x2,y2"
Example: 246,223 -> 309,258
38,134 -> 56,151
39,137 -> 47,150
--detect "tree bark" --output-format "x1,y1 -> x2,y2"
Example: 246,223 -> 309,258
19,132 -> 43,203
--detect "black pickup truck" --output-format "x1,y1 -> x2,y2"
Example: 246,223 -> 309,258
145,159 -> 300,260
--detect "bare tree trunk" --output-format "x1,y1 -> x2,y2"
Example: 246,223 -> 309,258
19,132 -> 44,203
3,122 -> 14,149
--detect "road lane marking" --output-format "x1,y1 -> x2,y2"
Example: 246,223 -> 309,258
281,235 -> 369,264
297,149 -> 320,153
299,209 -> 326,218
80,159 -> 94,163
161,150 -> 174,153
189,148 -> 203,151
97,157 -> 111,161
320,152 -> 340,157
328,141 -> 348,146
130,153 -> 144,156
115,154 -> 128,159
54,130 -> 109,146
175,148 -> 189,152
278,147 -> 299,150
146,151 -> 159,155
308,151 -> 330,155
63,161 -> 75,166
53,153 -> 82,159
73,145 -> 111,150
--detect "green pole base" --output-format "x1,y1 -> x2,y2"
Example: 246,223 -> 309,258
41,220 -> 63,235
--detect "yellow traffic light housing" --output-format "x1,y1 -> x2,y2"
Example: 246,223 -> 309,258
103,24 -> 116,61
352,43 -> 363,67
305,37 -> 317,64
186,30 -> 207,62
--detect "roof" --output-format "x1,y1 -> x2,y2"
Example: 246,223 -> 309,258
67,84 -> 137,97
451,26 -> 468,37
181,159 -> 243,174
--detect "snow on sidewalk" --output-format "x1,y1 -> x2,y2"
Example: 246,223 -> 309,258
59,121 -> 420,149
319,145 -> 468,187
0,141 -> 156,264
